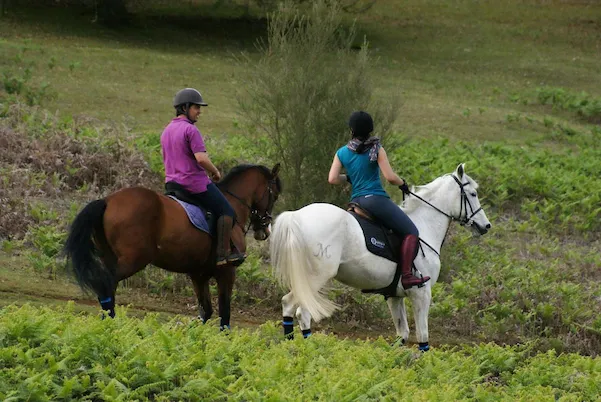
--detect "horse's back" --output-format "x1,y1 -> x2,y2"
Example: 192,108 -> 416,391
103,186 -> 211,271
291,203 -> 399,289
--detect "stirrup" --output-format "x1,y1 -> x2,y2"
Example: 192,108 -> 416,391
401,275 -> 431,290
216,252 -> 246,266
227,252 -> 246,263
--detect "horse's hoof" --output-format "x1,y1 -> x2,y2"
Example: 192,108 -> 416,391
392,337 -> 406,346
418,342 -> 430,352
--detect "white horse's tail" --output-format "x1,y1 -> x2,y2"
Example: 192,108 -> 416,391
270,211 -> 338,322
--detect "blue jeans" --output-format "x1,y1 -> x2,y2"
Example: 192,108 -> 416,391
192,183 -> 235,218
352,194 -> 418,237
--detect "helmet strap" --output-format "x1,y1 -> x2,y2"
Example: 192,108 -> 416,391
184,103 -> 192,121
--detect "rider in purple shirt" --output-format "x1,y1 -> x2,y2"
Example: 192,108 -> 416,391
161,88 -> 244,266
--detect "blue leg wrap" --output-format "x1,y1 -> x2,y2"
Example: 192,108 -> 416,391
220,324 -> 231,331
418,342 -> 430,352
283,316 -> 294,339
302,329 -> 312,338
99,296 -> 115,318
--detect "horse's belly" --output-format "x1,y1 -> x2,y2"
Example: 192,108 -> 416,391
336,255 -> 396,290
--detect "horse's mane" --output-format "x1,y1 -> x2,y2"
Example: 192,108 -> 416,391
217,164 -> 282,193
402,174 -> 478,213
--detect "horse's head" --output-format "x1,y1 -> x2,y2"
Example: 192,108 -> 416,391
248,163 -> 282,240
218,163 -> 283,240
450,163 -> 491,235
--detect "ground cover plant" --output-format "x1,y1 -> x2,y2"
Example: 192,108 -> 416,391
1,304 -> 601,401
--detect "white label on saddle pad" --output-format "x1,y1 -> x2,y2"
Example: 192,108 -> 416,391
370,237 -> 386,248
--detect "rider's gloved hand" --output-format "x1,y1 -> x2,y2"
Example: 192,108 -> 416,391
399,181 -> 410,196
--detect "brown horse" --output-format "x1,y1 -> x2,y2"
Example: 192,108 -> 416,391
64,163 -> 282,329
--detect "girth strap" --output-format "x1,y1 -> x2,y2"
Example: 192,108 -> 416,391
361,261 -> 405,299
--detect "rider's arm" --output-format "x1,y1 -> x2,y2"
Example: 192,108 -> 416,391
194,152 -> 220,178
377,147 -> 405,186
328,154 -> 348,185
188,127 -> 220,179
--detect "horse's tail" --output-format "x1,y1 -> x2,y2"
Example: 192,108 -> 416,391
270,210 -> 338,322
64,199 -> 115,298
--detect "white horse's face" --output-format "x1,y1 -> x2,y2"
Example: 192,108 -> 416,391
456,164 -> 491,236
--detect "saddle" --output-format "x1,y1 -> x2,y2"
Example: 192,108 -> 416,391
346,202 -> 402,263
347,202 -> 406,298
164,182 -> 216,234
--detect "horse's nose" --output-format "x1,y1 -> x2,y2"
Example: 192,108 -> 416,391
486,223 -> 492,229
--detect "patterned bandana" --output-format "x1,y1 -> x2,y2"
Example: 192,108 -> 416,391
346,137 -> 381,162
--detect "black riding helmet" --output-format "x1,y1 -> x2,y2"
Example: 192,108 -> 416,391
173,88 -> 208,107
173,88 -> 208,121
348,111 -> 374,140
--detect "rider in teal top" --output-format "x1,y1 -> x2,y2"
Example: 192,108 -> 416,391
329,111 -> 430,289
336,145 -> 388,200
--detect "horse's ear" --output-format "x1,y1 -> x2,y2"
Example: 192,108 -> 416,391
456,163 -> 465,178
271,162 -> 281,177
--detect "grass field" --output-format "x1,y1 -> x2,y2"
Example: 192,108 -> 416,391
1,1 -> 599,139
1,1 -> 601,392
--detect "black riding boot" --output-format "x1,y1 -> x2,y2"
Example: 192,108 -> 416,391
216,216 -> 245,266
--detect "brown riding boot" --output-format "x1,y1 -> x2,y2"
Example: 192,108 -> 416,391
216,216 -> 245,266
400,234 -> 431,289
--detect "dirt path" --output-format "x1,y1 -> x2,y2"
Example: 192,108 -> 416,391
0,262 -> 397,341
0,259 -> 476,346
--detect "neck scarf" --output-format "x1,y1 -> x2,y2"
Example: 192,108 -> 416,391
346,137 -> 381,162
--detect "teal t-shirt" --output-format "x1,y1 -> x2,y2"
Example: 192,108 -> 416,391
336,146 -> 389,200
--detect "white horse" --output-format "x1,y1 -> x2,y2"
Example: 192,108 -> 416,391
270,163 -> 491,350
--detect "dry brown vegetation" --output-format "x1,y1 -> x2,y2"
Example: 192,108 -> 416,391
0,103 -> 160,239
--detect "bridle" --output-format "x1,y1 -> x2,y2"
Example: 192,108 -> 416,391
224,178 -> 277,235
407,175 -> 482,227
406,174 -> 483,256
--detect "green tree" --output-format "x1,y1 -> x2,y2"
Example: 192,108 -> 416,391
238,0 -> 399,210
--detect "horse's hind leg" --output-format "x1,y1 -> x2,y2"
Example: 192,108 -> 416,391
281,293 -> 315,339
411,286 -> 432,351
101,253 -> 148,318
96,248 -> 118,318
387,297 -> 410,345
98,285 -> 117,319
282,292 -> 296,339
295,306 -> 313,338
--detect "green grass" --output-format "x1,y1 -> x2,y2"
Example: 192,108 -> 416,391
1,0 -> 599,140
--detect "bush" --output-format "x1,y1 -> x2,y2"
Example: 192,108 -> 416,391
238,0 -> 399,210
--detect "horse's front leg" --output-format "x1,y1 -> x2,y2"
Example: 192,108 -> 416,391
410,285 -> 432,351
215,264 -> 236,331
387,296 -> 410,345
189,273 -> 213,322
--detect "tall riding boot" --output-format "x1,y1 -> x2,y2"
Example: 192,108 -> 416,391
400,234 -> 431,289
216,216 -> 245,266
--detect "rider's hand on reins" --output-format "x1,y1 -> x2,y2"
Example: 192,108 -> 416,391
399,181 -> 410,200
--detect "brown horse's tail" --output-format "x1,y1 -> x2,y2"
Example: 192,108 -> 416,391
64,199 -> 115,298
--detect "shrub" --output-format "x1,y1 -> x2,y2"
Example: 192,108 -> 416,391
238,0 -> 399,210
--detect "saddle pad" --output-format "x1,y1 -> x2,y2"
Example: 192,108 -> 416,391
169,196 -> 210,234
348,211 -> 401,263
